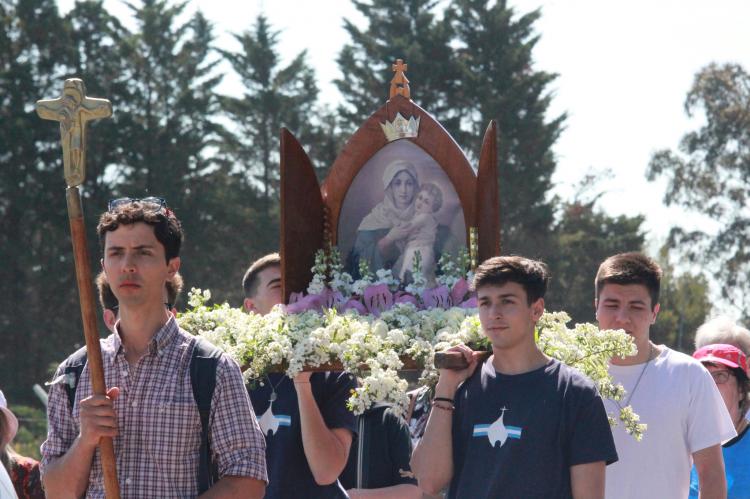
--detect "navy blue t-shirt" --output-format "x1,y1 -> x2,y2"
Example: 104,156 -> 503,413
449,358 -> 618,498
249,372 -> 358,499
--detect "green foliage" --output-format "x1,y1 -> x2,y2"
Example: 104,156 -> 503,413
8,405 -> 47,460
650,246 -> 711,353
0,0 -> 80,404
218,14 -> 319,212
545,173 -> 646,324
647,62 -> 750,321
335,0 -> 461,133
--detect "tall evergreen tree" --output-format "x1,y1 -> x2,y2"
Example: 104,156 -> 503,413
335,0 -> 462,135
448,0 -> 564,256
0,0 -> 78,402
219,14 -> 320,219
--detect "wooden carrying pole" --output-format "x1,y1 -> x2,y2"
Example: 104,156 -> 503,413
36,78 -> 120,498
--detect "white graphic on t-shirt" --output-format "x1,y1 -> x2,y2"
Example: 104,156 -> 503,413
473,407 -> 523,447
258,402 -> 291,436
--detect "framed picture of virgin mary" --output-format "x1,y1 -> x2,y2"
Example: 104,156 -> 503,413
338,140 -> 466,286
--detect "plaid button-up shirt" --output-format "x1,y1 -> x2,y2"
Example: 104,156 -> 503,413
41,316 -> 267,498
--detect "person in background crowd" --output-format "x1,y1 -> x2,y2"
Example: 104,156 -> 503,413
595,252 -> 734,499
689,342 -> 750,497
1,390 -> 43,498
340,402 -> 421,499
695,316 -> 750,356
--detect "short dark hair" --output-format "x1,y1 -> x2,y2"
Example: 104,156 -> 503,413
242,253 -> 281,298
97,201 -> 183,261
595,252 -> 661,308
471,256 -> 549,304
96,270 -> 184,311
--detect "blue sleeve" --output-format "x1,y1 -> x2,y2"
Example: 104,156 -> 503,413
315,372 -> 358,434
385,408 -> 417,486
569,390 -> 618,466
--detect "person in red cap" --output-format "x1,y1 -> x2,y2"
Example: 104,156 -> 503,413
1,390 -> 43,498
690,343 -> 750,497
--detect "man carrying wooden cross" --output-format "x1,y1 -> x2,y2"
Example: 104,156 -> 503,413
41,199 -> 268,498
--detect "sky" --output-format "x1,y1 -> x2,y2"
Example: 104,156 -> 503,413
56,0 -> 750,252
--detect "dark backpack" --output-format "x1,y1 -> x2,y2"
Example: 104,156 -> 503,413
62,338 -> 221,494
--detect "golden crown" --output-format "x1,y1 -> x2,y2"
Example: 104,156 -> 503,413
380,112 -> 420,142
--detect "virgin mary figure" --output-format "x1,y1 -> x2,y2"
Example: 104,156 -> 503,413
346,160 -> 419,278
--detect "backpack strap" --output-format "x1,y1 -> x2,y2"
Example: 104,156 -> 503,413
190,338 -> 222,494
63,346 -> 89,412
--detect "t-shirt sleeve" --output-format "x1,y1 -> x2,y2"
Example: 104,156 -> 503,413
686,364 -> 737,453
384,408 -> 418,486
318,372 -> 358,434
568,388 -> 619,466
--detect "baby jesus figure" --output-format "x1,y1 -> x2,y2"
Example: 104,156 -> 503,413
396,182 -> 443,287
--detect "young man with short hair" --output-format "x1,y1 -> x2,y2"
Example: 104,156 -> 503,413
242,253 -> 358,498
41,198 -> 267,498
594,252 -> 734,498
242,253 -> 282,315
412,255 -> 617,498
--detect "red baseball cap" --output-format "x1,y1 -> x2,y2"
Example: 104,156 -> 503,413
693,343 -> 748,375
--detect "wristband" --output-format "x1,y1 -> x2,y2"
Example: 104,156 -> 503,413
433,396 -> 454,404
432,402 -> 455,412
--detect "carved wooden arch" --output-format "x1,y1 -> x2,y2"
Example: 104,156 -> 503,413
280,97 -> 500,301
322,94 -> 476,246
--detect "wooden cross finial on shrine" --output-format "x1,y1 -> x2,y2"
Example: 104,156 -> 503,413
36,79 -> 120,499
389,59 -> 410,99
36,78 -> 112,187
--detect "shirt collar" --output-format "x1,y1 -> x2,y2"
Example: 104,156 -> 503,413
111,314 -> 179,362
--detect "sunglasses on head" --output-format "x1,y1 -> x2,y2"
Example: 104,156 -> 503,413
108,196 -> 168,212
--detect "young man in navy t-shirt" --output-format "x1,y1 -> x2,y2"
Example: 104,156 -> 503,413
412,256 -> 618,498
242,254 -> 357,498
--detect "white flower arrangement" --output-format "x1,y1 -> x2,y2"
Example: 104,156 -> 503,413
180,287 -> 645,439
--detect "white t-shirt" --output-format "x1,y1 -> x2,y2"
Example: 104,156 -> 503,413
0,462 -> 18,499
604,347 -> 736,499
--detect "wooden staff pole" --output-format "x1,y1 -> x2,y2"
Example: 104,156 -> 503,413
36,78 -> 120,499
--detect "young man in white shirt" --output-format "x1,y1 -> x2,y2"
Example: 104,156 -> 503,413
595,252 -> 735,499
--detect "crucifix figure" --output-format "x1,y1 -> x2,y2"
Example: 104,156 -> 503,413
36,79 -> 120,498
390,58 -> 411,99
36,78 -> 112,187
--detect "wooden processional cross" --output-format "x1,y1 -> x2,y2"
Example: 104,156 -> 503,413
36,79 -> 121,499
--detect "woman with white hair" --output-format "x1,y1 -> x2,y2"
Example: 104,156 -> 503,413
690,319 -> 750,497
0,391 -> 42,499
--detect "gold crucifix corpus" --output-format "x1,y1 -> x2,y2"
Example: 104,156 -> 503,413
390,58 -> 411,99
36,78 -> 112,187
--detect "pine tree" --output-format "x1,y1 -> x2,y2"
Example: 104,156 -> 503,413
219,14 -> 320,218
448,0 -> 564,256
0,0 -> 77,403
335,0 -> 462,135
